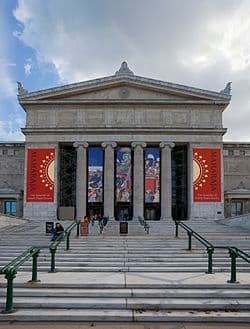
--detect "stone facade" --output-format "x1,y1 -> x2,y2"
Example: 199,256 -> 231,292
224,143 -> 250,217
1,62 -> 238,221
0,142 -> 24,217
2,142 -> 250,219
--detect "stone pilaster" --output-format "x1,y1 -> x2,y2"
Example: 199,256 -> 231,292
102,142 -> 117,219
132,142 -> 147,219
160,142 -> 175,220
73,142 -> 88,220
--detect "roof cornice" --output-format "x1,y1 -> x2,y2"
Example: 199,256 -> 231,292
22,127 -> 227,136
20,99 -> 229,106
18,73 -> 231,102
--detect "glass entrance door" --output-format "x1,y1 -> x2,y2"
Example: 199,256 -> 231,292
144,205 -> 160,220
116,205 -> 132,221
87,204 -> 103,218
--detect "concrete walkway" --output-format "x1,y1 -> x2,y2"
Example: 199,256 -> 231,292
1,322 -> 250,328
0,214 -> 26,229
1,271 -> 249,287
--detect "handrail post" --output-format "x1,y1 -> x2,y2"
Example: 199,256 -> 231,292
49,246 -> 57,273
175,221 -> 179,238
187,231 -> 193,251
2,270 -> 16,314
66,232 -> 71,250
228,248 -> 238,283
206,247 -> 214,274
76,220 -> 80,237
30,248 -> 40,282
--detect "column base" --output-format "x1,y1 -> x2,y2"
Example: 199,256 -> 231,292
160,217 -> 173,221
133,216 -> 145,220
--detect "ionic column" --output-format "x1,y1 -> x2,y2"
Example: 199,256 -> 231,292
160,142 -> 175,220
73,142 -> 88,220
132,142 -> 147,219
102,142 -> 117,219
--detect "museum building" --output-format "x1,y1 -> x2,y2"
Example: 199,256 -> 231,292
3,62 -> 249,222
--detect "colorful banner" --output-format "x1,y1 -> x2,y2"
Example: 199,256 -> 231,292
193,148 -> 221,202
145,148 -> 160,203
116,147 -> 132,202
26,148 -> 55,202
88,147 -> 103,202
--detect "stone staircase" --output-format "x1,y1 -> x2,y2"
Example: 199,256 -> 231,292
0,218 -> 250,322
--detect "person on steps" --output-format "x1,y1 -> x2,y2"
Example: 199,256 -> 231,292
51,222 -> 64,241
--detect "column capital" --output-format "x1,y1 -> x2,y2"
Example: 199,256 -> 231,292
73,142 -> 88,149
160,142 -> 175,149
131,142 -> 147,149
101,142 -> 117,149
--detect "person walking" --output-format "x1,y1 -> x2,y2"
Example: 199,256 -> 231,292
98,213 -> 104,234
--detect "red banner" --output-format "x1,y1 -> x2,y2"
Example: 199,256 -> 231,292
26,148 -> 55,202
193,148 -> 221,202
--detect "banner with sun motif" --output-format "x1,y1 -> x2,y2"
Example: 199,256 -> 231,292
26,148 -> 55,202
193,148 -> 221,202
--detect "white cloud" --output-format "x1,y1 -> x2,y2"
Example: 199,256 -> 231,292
12,0 -> 250,140
24,62 -> 31,76
0,118 -> 25,141
0,59 -> 17,99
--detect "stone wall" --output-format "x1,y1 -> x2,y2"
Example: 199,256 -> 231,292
224,144 -> 250,191
0,142 -> 25,216
224,143 -> 250,217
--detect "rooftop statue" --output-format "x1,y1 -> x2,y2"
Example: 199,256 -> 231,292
220,82 -> 232,95
17,81 -> 28,96
115,61 -> 134,76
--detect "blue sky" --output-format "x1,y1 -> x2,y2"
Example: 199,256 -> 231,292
0,0 -> 60,141
1,0 -> 250,141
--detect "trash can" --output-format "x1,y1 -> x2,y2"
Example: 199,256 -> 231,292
80,221 -> 89,235
119,221 -> 128,235
45,221 -> 54,235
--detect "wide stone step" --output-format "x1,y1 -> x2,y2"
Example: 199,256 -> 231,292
4,266 -> 249,273
0,256 -> 242,263
1,287 -> 250,298
1,296 -> 250,311
0,259 -> 249,270
1,308 -> 250,322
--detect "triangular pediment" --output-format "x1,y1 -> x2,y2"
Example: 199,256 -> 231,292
18,69 -> 231,104
44,83 -> 208,102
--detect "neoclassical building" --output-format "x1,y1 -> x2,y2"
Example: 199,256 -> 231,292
7,62 -> 233,221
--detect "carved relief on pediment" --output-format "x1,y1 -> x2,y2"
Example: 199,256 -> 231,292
59,85 -> 193,101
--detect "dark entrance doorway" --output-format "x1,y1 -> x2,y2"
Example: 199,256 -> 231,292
172,145 -> 188,221
59,144 -> 76,207
87,204 -> 103,218
144,204 -> 160,220
116,204 -> 132,221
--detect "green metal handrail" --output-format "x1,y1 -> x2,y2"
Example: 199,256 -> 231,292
0,247 -> 41,313
174,220 -> 250,283
0,220 -> 79,313
49,220 -> 79,273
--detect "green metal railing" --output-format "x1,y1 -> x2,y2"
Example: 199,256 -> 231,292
49,220 -> 79,273
0,220 -> 79,313
174,220 -> 250,283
